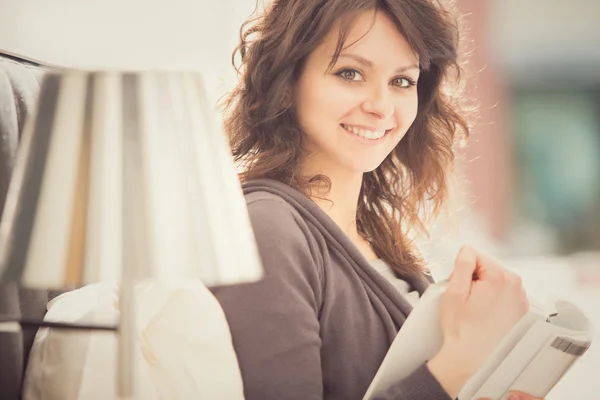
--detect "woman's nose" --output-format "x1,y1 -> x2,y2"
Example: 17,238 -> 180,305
361,88 -> 394,119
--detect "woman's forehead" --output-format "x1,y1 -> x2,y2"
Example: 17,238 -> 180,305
314,10 -> 419,67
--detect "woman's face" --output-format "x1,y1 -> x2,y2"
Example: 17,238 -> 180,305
295,10 -> 420,178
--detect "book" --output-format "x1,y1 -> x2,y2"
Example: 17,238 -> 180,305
363,281 -> 594,400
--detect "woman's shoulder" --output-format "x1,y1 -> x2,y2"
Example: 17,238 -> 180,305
244,190 -> 311,243
245,189 -> 292,210
243,189 -> 326,293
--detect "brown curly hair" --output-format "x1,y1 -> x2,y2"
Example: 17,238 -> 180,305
222,0 -> 470,279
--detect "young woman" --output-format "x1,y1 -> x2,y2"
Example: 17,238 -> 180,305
213,1 -> 544,399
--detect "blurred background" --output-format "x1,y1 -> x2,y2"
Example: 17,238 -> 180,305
451,0 -> 600,260
428,1 -> 600,398
0,0 -> 598,398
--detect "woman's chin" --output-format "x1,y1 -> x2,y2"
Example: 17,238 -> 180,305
350,158 -> 388,174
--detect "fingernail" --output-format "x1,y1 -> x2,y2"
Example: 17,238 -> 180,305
508,394 -> 521,400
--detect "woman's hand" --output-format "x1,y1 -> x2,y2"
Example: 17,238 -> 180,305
480,391 -> 545,400
426,246 -> 530,398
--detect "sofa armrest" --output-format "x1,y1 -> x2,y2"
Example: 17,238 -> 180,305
0,54 -> 46,215
0,53 -> 51,400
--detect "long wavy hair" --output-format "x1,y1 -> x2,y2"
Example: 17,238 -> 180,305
222,0 -> 470,279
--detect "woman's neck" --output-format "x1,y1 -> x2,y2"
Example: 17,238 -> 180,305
304,169 -> 377,260
310,175 -> 361,235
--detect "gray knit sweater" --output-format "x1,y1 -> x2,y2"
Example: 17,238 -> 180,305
212,178 -> 452,400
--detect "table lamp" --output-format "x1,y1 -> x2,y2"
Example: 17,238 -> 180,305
0,69 -> 263,398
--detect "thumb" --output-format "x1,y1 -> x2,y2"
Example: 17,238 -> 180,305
447,245 -> 477,299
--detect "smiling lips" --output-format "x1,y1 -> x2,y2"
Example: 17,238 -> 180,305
341,123 -> 392,140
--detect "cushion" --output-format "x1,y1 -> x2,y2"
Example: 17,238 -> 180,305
23,280 -> 245,399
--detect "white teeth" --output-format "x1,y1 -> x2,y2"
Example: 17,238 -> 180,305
342,124 -> 385,140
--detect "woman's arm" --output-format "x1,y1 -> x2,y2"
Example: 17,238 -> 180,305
212,196 -> 324,400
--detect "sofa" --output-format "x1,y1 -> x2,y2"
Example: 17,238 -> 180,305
0,52 -> 60,400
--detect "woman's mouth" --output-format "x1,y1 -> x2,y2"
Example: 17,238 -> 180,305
341,124 -> 391,141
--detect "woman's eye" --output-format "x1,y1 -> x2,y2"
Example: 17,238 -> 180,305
392,77 -> 417,88
337,69 -> 363,82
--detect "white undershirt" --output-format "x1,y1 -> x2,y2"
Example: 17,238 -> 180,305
370,259 -> 420,307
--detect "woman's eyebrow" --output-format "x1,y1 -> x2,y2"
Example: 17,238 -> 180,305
336,53 -> 420,73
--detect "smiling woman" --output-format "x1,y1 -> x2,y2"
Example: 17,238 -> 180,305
223,0 -> 468,279
210,1 -> 537,400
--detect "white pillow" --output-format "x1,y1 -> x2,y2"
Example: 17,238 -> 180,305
23,280 -> 245,400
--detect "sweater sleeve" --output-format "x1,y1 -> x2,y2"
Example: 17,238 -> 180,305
211,196 -> 324,400
373,363 -> 454,400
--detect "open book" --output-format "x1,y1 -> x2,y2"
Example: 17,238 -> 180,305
363,282 -> 594,400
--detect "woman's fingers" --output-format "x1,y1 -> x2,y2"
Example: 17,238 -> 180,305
457,246 -> 513,284
447,245 -> 477,300
471,249 -> 505,280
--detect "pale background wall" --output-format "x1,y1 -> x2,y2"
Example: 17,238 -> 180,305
0,0 -> 256,103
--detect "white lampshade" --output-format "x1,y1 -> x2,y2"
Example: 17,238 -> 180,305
0,70 -> 263,289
